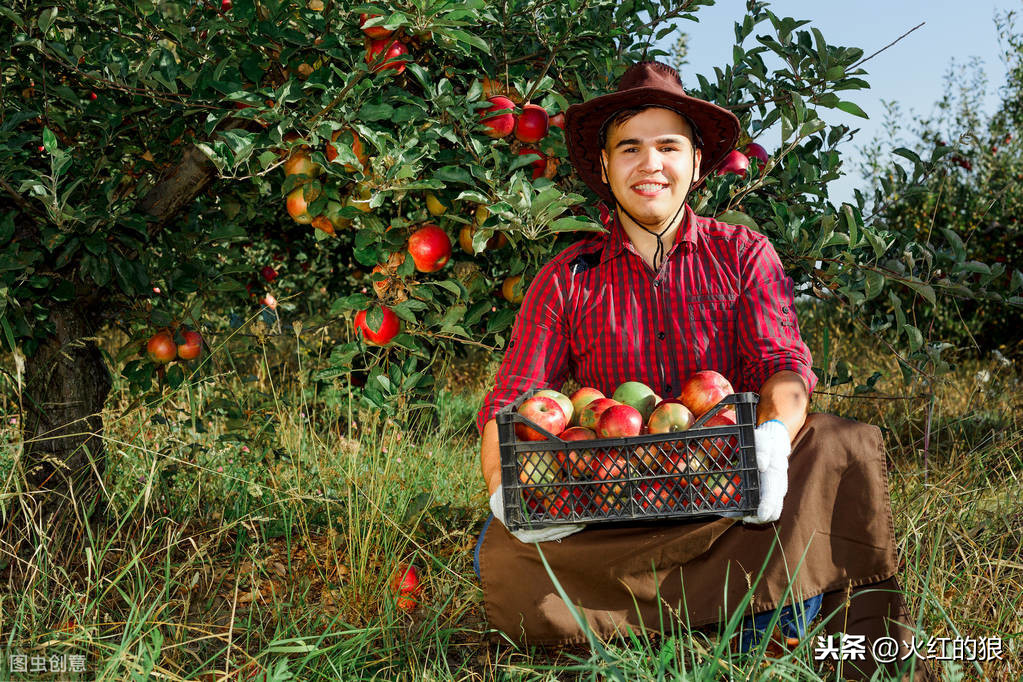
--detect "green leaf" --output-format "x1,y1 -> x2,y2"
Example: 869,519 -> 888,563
37,6 -> 57,32
42,127 -> 57,153
367,306 -> 384,332
166,364 -> 184,390
836,101 -> 869,119
0,6 -> 24,28
863,271 -> 885,301
549,217 -> 604,233
902,278 -> 936,306
446,28 -> 491,54
716,210 -> 759,231
824,65 -> 845,81
903,323 -> 923,352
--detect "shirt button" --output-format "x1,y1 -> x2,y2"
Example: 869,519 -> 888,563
666,383 -> 672,393
653,280 -> 660,287
782,306 -> 789,313
657,331 -> 665,340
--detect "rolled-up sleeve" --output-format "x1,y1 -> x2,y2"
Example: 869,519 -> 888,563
475,261 -> 571,434
735,238 -> 818,396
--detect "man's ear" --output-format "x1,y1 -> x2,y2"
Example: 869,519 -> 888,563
692,147 -> 702,184
600,149 -> 609,184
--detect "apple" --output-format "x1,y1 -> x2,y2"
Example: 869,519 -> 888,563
697,412 -> 738,468
502,275 -> 525,304
595,404 -> 644,439
677,370 -> 734,419
548,486 -> 589,518
556,426 -> 596,478
346,183 -> 373,213
283,148 -> 321,178
260,293 -> 278,310
647,399 -> 695,434
458,224 -> 507,254
612,381 -> 659,421
636,480 -> 675,512
390,564 -> 420,612
518,451 -> 563,505
704,472 -> 742,507
549,112 -> 565,130
311,214 -> 336,236
360,13 -> 393,39
325,128 -> 367,172
569,388 -> 604,425
517,148 -> 546,179
716,149 -> 750,177
425,192 -> 447,216
354,305 -> 401,346
366,39 -> 408,74
534,389 -> 572,424
515,395 -> 567,441
407,224 -> 451,272
480,96 -> 515,139
176,330 -> 202,361
514,103 -> 549,143
744,142 -> 769,169
220,0 -> 231,11
286,184 -> 320,225
590,452 -> 629,513
147,331 -> 176,364
261,265 -> 278,283
577,397 -> 619,431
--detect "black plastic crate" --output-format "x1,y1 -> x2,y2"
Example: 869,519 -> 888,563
496,389 -> 761,531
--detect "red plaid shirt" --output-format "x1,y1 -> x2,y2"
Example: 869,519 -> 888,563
476,205 -> 817,433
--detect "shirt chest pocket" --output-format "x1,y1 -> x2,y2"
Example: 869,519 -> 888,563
686,296 -> 737,324
682,295 -> 738,363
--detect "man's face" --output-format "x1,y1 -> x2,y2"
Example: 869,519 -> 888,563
600,107 -> 702,228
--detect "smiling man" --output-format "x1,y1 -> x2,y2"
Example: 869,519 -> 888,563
472,62 -> 934,681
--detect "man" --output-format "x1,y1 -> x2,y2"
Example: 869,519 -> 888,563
474,62 -> 934,681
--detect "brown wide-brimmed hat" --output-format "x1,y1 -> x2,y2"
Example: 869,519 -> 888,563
566,61 -> 740,205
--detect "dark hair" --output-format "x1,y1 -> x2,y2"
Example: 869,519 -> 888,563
599,105 -> 704,150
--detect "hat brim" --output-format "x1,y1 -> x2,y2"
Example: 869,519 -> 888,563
565,88 -> 740,205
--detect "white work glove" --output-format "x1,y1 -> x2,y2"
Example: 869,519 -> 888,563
489,486 -> 584,543
742,419 -> 791,524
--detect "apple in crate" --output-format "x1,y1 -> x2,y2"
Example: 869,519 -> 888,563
548,486 -> 589,518
636,480 -> 675,511
677,370 -> 734,418
697,412 -> 738,468
595,404 -> 643,439
518,451 -> 563,507
705,472 -> 742,506
612,381 -> 660,421
569,387 -> 605,425
534,389 -> 574,426
577,397 -> 619,431
556,426 -> 597,478
647,399 -> 695,434
515,396 -> 567,441
590,451 -> 629,513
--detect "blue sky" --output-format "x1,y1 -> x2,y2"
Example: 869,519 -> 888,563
654,0 -> 1014,203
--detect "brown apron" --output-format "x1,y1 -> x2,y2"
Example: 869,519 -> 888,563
479,413 -> 938,681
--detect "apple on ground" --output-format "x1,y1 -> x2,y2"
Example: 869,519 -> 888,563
612,381 -> 660,421
595,404 -> 644,439
647,399 -> 695,434
677,370 -> 734,418
365,39 -> 408,74
176,330 -> 202,361
514,103 -> 549,143
577,397 -> 619,431
407,224 -> 451,272
147,331 -> 176,364
518,451 -> 564,506
716,149 -> 750,177
480,96 -> 515,139
515,396 -> 567,441
354,305 -> 401,346
390,564 -> 420,612
555,426 -> 596,478
533,389 -> 573,425
569,388 -> 604,425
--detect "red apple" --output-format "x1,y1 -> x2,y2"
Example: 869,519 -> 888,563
354,305 -> 401,346
390,564 -> 420,611
590,452 -> 629,513
636,480 -> 675,512
283,148 -> 321,178
677,370 -> 734,418
407,224 -> 451,272
220,0 -> 231,11
534,389 -> 572,424
697,412 -> 739,469
647,399 -> 695,434
705,472 -> 742,507
261,265 -> 278,283
569,388 -> 604,425
286,184 -> 320,225
514,103 -> 549,143
366,39 -> 408,74
744,142 -> 769,169
176,330 -> 202,361
480,96 -> 515,138
147,332 -> 176,364
595,404 -> 644,439
556,426 -> 596,478
360,13 -> 393,39
515,396 -> 567,441
612,381 -> 659,421
325,128 -> 367,172
548,486 -> 589,518
517,148 -> 546,179
577,397 -> 619,431
716,149 -> 750,177
549,112 -> 565,130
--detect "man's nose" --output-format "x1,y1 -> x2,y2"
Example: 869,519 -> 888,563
637,147 -> 663,172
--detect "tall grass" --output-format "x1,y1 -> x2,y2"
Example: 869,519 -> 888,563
0,306 -> 1019,680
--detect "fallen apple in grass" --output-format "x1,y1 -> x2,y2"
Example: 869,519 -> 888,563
390,564 -> 421,612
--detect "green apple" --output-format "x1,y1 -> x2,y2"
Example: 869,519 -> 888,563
612,381 -> 660,421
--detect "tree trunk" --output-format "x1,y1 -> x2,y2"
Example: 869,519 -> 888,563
22,303 -> 111,513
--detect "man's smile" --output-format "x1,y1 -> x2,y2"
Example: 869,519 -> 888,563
630,181 -> 670,196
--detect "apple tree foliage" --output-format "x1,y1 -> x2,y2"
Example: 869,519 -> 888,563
1,0 -> 1017,504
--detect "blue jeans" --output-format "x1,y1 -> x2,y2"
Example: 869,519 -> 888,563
473,513 -> 821,650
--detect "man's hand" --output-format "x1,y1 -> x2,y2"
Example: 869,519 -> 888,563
742,419 -> 791,524
489,486 -> 584,543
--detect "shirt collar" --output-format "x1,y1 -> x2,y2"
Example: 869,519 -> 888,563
599,203 -> 698,264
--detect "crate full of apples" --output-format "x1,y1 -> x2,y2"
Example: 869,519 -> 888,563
495,371 -> 761,531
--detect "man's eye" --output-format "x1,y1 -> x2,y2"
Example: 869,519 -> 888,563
660,146 -> 679,152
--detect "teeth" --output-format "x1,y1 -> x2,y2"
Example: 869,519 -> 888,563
633,184 -> 667,192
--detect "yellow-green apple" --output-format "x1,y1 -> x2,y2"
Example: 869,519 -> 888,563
147,331 -> 176,364
480,96 -> 515,138
595,404 -> 643,439
612,381 -> 660,421
359,13 -> 393,39
458,224 -> 508,254
407,224 -> 451,272
577,397 -> 619,431
515,396 -> 567,441
716,149 -> 750,177
365,38 -> 408,74
176,330 -> 202,361
354,305 -> 401,346
555,426 -> 596,478
534,389 -> 572,424
390,563 -> 420,611
677,370 -> 733,418
569,388 -> 605,425
647,399 -> 695,434
514,103 -> 549,143
502,275 -> 525,304
425,192 -> 447,216
518,450 -> 563,504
